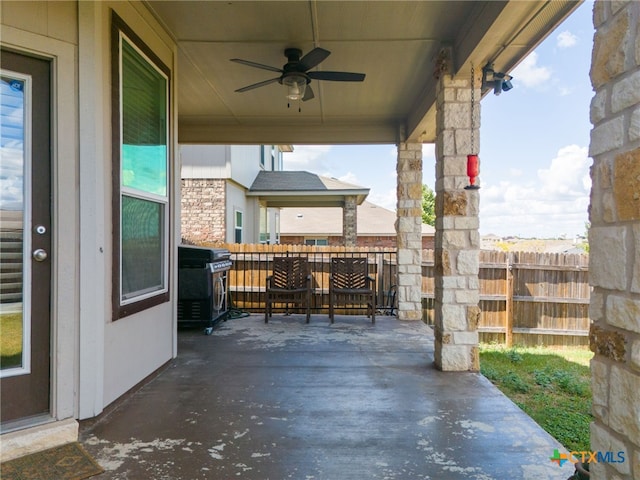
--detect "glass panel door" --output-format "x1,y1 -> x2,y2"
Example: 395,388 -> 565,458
1,49 -> 51,426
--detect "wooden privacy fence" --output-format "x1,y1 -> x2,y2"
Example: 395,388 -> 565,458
213,244 -> 590,347
422,250 -> 590,347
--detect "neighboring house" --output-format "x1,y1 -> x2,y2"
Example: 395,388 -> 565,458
181,147 -> 369,246
280,201 -> 435,249
181,144 -> 290,245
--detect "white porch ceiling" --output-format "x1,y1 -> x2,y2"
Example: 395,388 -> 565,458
144,0 -> 581,145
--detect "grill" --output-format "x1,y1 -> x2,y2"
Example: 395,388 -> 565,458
178,245 -> 232,334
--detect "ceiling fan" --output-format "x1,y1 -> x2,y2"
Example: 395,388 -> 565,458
230,47 -> 365,103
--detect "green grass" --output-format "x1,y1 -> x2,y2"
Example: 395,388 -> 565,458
1,312 -> 23,369
480,344 -> 593,452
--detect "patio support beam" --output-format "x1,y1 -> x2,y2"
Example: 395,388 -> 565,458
433,70 -> 480,372
343,195 -> 357,247
396,141 -> 423,321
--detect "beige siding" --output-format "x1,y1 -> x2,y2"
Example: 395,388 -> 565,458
1,1 -> 78,45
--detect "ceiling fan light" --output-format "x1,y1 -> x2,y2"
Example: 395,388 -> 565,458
283,74 -> 307,100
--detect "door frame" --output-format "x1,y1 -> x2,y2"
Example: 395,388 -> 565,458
0,25 -> 79,433
0,50 -> 53,425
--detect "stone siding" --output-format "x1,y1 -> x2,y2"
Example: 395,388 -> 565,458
433,72 -> 481,372
343,196 -> 358,247
396,142 -> 424,321
181,178 -> 226,244
589,2 -> 640,479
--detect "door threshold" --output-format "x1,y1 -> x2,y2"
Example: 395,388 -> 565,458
0,417 -> 79,462
1,413 -> 53,434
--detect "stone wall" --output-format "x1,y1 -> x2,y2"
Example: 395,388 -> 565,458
589,2 -> 640,479
181,178 -> 226,244
343,196 -> 357,247
433,72 -> 481,372
396,142 -> 424,321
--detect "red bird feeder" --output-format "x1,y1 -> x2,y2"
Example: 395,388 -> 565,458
465,154 -> 480,190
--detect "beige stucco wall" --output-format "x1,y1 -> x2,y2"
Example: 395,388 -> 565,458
589,2 -> 640,479
77,0 -> 179,415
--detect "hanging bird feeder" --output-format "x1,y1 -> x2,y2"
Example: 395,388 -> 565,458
466,153 -> 480,190
465,64 -> 480,190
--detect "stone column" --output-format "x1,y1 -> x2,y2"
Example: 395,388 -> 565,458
588,3 -> 640,479
343,195 -> 357,247
396,141 -> 423,321
433,72 -> 480,372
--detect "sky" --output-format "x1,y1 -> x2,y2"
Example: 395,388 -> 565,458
283,1 -> 594,239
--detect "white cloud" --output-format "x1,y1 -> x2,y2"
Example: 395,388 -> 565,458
479,145 -> 591,237
337,171 -> 361,186
368,187 -> 397,212
283,145 -> 332,170
0,146 -> 25,210
422,144 -> 435,160
538,145 -> 590,193
557,30 -> 578,48
511,52 -> 552,88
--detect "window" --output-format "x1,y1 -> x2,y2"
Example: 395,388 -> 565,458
259,205 -> 268,243
305,238 -> 328,246
234,210 -> 243,243
112,13 -> 171,319
270,145 -> 276,170
260,146 -> 265,169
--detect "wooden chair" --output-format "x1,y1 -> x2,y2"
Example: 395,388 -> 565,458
329,257 -> 376,323
265,256 -> 312,323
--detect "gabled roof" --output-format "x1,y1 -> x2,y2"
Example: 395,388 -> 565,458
280,201 -> 435,237
247,171 -> 369,207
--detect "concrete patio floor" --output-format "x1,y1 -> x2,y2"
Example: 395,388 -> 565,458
80,314 -> 575,479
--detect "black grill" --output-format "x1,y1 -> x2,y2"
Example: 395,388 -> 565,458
178,245 -> 232,334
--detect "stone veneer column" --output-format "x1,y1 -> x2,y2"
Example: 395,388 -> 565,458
433,73 -> 480,371
588,3 -> 640,479
343,195 -> 357,247
396,142 -> 423,321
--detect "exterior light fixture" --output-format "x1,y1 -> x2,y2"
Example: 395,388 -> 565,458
482,63 -> 513,96
282,73 -> 308,100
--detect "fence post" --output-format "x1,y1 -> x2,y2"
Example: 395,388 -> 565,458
505,253 -> 514,347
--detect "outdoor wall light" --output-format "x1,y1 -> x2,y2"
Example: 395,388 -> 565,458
482,63 -> 514,96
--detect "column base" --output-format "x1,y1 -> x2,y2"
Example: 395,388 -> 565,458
434,340 -> 479,372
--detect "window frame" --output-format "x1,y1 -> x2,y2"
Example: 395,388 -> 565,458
111,12 -> 171,320
304,238 -> 328,246
234,209 -> 244,244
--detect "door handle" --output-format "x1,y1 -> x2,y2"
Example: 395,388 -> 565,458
32,249 -> 48,262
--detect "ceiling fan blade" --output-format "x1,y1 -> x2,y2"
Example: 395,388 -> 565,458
302,85 -> 315,102
230,58 -> 283,73
299,47 -> 331,70
308,71 -> 366,82
235,77 -> 281,93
